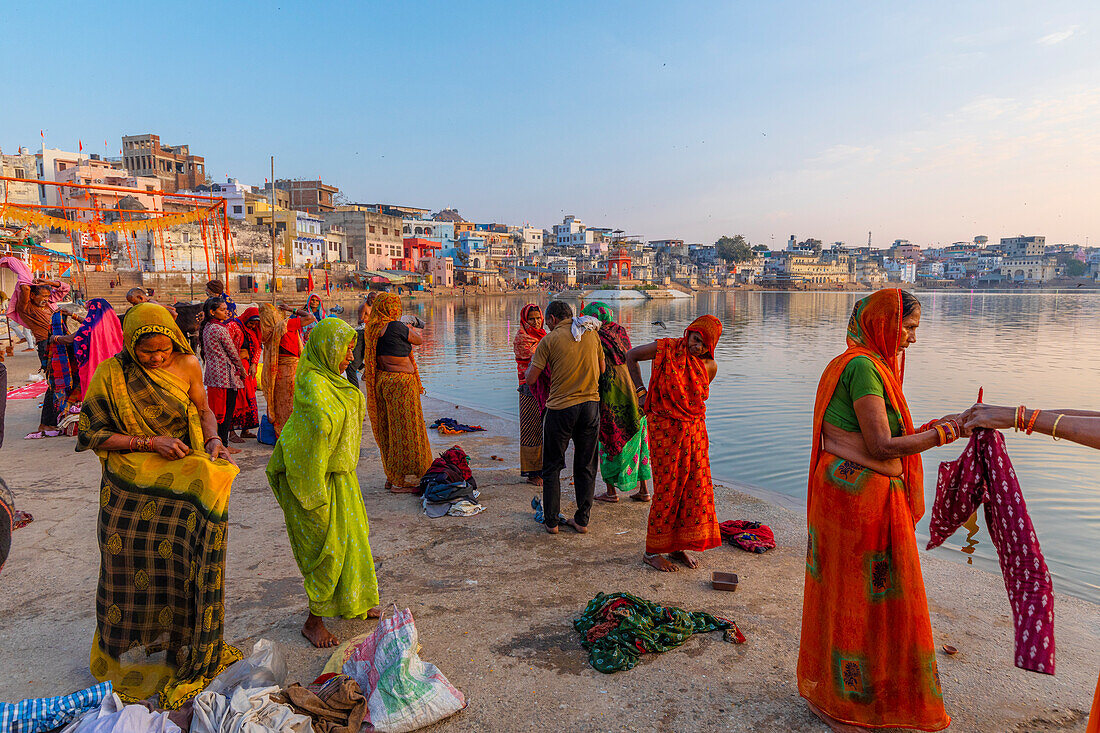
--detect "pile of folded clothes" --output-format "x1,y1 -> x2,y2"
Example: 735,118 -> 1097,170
419,447 -> 483,518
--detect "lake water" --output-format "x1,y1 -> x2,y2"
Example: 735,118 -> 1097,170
405,292 -> 1100,605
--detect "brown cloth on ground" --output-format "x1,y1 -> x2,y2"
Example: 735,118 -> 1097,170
276,675 -> 366,733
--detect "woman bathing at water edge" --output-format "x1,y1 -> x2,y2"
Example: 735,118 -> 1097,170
626,315 -> 722,573
798,289 -> 968,732
513,303 -> 546,486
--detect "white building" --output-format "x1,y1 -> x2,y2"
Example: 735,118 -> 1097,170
513,225 -> 544,257
177,178 -> 251,219
552,216 -> 598,254
290,212 -> 325,266
36,147 -> 84,207
402,219 -> 455,240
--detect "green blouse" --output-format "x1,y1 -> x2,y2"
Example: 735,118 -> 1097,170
823,355 -> 901,437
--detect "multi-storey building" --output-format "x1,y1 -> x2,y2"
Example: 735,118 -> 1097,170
275,179 -> 339,214
0,149 -> 40,206
121,134 -> 205,193
177,178 -> 251,219
1000,235 -> 1046,258
322,206 -> 403,270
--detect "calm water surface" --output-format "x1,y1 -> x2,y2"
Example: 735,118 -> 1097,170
405,292 -> 1100,604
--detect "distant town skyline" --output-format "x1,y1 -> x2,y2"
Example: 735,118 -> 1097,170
3,1 -> 1098,247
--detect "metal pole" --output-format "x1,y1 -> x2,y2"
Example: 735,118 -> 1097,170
270,156 -> 277,302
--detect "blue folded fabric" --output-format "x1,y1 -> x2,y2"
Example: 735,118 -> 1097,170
0,681 -> 112,733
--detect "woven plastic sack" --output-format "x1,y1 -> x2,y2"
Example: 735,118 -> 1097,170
341,605 -> 465,733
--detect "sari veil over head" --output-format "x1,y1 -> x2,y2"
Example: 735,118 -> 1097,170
797,287 -> 948,732
362,293 -> 420,435
76,303 -> 241,709
267,317 -> 379,619
809,288 -> 922,520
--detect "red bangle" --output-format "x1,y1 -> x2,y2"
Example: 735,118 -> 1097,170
934,425 -> 946,446
1025,409 -> 1041,435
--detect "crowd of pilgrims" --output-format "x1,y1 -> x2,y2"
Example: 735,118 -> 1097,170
6,276 -> 1100,731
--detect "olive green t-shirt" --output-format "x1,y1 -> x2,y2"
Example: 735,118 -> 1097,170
530,318 -> 601,410
823,355 -> 901,436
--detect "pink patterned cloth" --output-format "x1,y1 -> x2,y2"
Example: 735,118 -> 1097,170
1,256 -> 70,328
927,429 -> 1055,675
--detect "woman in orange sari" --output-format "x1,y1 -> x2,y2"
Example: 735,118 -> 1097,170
626,315 -> 722,573
799,289 -> 962,732
363,292 -> 432,491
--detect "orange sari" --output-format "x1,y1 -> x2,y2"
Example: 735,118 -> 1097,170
362,293 -> 431,487
797,289 -> 949,731
644,315 -> 723,555
1087,672 -> 1099,732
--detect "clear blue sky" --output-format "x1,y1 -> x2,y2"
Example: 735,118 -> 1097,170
3,0 -> 1098,246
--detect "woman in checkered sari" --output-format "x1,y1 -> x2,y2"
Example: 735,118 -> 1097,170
76,304 -> 242,709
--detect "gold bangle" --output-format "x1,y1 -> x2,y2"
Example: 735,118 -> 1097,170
1051,414 -> 1065,441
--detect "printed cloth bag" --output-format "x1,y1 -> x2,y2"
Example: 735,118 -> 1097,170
341,606 -> 465,733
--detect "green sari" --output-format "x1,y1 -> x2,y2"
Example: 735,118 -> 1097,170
580,302 -> 653,492
267,318 -> 379,618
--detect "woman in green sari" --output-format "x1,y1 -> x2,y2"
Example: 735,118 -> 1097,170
77,303 -> 241,709
581,302 -> 652,502
267,317 -> 380,648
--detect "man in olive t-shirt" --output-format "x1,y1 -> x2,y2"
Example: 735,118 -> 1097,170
526,300 -> 604,534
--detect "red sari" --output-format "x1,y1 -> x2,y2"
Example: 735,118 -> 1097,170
797,289 -> 949,731
643,315 -> 723,555
231,307 -> 261,431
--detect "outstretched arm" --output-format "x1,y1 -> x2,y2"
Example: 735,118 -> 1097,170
962,403 -> 1100,451
626,341 -> 658,395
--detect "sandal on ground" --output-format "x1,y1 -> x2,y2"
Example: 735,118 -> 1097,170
595,492 -> 619,503
631,492 -> 652,502
25,430 -> 62,440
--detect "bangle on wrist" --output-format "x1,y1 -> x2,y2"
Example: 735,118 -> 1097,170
1025,408 -> 1041,435
1051,414 -> 1065,441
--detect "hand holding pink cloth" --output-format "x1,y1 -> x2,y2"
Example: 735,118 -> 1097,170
927,428 -> 1055,675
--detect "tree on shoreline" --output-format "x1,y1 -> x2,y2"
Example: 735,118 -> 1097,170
716,235 -> 753,263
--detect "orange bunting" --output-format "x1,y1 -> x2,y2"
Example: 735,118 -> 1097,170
0,203 -> 218,236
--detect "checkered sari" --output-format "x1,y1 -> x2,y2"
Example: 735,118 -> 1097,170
76,304 -> 242,708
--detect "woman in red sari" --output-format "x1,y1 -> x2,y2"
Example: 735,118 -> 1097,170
231,307 -> 262,440
799,289 -> 962,732
513,304 -> 546,486
626,315 -> 722,573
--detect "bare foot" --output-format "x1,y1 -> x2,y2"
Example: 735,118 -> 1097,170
564,518 -> 588,534
631,491 -> 652,502
228,433 -> 245,444
226,446 -> 242,455
241,430 -> 256,438
595,490 -> 619,503
526,476 -> 543,487
367,606 -> 382,618
644,553 -> 678,572
301,613 -> 338,648
670,550 -> 699,569
545,524 -> 559,534
806,701 -> 864,733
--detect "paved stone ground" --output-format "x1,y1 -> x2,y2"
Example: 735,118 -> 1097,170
1,351 -> 1097,731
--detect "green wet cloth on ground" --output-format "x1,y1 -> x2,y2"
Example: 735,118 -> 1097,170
574,592 -> 736,673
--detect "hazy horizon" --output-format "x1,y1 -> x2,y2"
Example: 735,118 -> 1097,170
2,1 -> 1098,248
